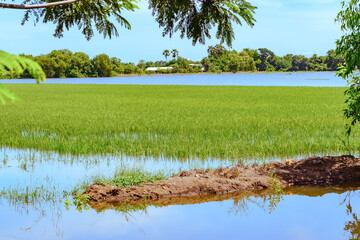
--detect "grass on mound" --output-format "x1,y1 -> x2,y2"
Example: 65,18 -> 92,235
0,84 -> 357,160
94,168 -> 169,188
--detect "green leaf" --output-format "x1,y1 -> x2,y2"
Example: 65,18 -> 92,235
0,50 -> 46,104
0,50 -> 46,83
0,85 -> 19,105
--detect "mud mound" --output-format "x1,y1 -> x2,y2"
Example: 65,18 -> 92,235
270,155 -> 360,186
84,165 -> 272,202
84,155 -> 360,204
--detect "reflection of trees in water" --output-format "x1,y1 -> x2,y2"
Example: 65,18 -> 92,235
344,202 -> 360,240
265,193 -> 283,214
342,191 -> 360,240
228,184 -> 284,216
228,196 -> 261,216
228,193 -> 283,216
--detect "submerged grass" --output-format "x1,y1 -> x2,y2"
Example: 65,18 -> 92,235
0,186 -> 58,207
0,84 -> 357,160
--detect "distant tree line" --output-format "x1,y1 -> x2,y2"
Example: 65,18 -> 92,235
0,46 -> 344,79
10,49 -> 203,79
202,45 -> 343,73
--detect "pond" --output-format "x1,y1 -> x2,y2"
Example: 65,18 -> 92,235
0,148 -> 359,240
0,72 -> 347,87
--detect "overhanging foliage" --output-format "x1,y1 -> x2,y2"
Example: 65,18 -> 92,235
0,50 -> 46,104
0,0 -> 256,46
335,0 -> 360,135
0,50 -> 46,83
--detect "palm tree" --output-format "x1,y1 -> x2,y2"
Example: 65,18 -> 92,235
171,49 -> 179,59
163,50 -> 170,62
207,44 -> 226,57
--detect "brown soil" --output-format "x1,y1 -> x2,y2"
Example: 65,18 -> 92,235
84,155 -> 360,205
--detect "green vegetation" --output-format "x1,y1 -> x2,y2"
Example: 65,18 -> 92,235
0,85 -> 19,104
203,45 -> 256,72
0,50 -> 46,104
94,168 -> 168,187
0,50 -> 45,82
0,176 -> 91,210
203,45 -> 343,73
163,50 -> 170,62
65,194 -> 91,211
5,46 -> 344,80
2,0 -> 255,47
15,49 -> 204,78
267,174 -> 283,213
335,0 -> 360,136
0,185 -> 58,207
0,84 -> 356,160
94,202 -> 150,216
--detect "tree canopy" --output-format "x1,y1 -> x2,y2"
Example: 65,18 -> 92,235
335,0 -> 360,135
336,0 -> 360,78
1,47 -> 341,80
0,0 -> 256,46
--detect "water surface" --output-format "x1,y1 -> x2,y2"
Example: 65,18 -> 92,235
0,72 -> 346,87
0,148 -> 359,239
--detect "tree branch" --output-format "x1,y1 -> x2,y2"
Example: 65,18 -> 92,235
0,0 -> 82,9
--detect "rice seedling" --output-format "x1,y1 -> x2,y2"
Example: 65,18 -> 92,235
0,185 -> 59,209
0,84 -> 356,160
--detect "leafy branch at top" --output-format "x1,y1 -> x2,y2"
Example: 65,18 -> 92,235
1,0 -> 256,47
149,0 -> 256,47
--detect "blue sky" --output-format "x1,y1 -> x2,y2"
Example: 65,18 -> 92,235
0,0 -> 342,63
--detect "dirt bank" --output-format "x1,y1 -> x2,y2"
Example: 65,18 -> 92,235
84,155 -> 360,204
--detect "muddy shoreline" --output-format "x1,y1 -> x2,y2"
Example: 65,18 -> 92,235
84,156 -> 360,205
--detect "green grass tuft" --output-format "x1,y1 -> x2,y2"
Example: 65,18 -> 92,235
94,168 -> 168,187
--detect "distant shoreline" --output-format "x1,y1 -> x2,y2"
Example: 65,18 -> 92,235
116,70 -> 338,77
0,71 -> 339,81
108,71 -> 340,78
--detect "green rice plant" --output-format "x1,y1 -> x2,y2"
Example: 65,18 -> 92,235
0,185 -> 59,208
64,194 -> 91,211
67,180 -> 93,196
0,84 -> 356,160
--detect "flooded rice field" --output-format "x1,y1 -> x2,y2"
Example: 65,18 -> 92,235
1,147 -> 360,239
